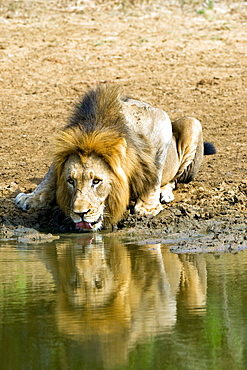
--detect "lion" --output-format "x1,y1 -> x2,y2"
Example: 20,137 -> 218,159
15,84 -> 215,231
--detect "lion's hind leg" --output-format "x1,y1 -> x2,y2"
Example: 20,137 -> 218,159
15,164 -> 56,211
159,117 -> 204,204
172,117 -> 204,184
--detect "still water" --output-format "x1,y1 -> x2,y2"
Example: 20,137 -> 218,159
1,232 -> 247,370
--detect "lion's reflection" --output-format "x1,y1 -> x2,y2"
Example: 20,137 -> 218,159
44,235 -> 206,369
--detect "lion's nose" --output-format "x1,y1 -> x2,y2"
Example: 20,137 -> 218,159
75,210 -> 91,219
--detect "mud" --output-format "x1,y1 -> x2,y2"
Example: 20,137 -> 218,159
0,224 -> 60,243
0,1 -> 246,251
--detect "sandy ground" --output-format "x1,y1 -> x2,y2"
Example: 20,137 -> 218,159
0,1 -> 246,249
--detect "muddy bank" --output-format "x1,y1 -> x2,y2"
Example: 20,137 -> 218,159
1,180 -> 246,252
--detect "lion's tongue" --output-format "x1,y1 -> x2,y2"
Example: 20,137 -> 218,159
76,221 -> 93,230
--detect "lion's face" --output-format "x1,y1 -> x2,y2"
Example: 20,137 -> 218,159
56,154 -> 112,231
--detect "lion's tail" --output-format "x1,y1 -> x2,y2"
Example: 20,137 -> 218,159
204,142 -> 216,155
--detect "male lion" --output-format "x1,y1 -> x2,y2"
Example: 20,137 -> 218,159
15,84 -> 215,231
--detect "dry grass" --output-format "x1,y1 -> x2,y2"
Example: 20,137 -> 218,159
0,0 -> 246,17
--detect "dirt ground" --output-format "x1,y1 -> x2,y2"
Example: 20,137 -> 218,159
0,1 -> 246,249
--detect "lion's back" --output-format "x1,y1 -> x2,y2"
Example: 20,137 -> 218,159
67,85 -> 172,151
121,97 -> 172,166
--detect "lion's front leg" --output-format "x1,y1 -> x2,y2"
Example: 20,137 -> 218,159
160,182 -> 175,203
15,163 -> 56,211
134,186 -> 163,216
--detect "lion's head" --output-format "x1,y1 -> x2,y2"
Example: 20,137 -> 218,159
57,153 -> 111,230
53,126 -> 131,231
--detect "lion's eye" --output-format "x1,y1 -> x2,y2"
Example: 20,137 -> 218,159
67,178 -> 75,186
92,178 -> 101,185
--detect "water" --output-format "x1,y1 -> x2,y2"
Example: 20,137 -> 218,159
1,232 -> 247,370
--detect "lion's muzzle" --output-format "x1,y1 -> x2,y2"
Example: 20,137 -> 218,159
75,215 -> 103,231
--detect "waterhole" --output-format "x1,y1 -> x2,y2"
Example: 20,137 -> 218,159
1,230 -> 247,369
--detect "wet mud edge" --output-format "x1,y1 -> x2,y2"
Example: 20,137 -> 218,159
1,180 -> 246,253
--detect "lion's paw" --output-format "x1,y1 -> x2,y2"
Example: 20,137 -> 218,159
14,192 -> 40,211
160,183 -> 175,203
134,202 -> 163,216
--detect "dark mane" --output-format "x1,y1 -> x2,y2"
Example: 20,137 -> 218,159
68,84 -> 127,135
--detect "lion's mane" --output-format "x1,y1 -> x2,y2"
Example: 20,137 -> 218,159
53,84 -> 158,226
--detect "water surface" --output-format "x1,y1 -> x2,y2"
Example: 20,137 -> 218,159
1,232 -> 247,370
